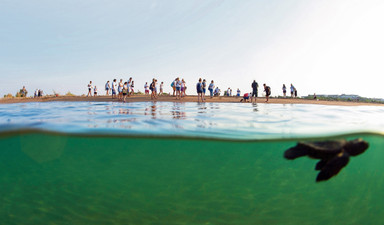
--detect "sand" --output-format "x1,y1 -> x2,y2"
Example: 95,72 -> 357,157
1,94 -> 383,106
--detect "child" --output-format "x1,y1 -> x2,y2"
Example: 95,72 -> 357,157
111,79 -> 117,99
144,82 -> 149,95
264,84 -> 271,103
159,82 -> 164,95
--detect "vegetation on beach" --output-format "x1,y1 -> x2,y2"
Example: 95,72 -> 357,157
65,91 -> 76,96
303,95 -> 384,104
3,93 -> 13,98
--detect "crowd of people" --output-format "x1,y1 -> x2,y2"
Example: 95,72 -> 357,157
86,78 -> 299,103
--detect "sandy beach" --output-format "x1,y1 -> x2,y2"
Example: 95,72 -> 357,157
1,95 -> 383,106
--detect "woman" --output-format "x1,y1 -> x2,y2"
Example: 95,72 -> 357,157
175,78 -> 181,100
196,78 -> 204,103
208,80 -> 215,98
122,82 -> 128,102
282,84 -> 287,97
118,79 -> 123,100
105,81 -> 110,95
181,79 -> 186,97
130,81 -> 134,96
87,81 -> 93,97
202,79 -> 207,101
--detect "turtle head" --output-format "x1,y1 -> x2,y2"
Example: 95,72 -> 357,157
345,138 -> 369,156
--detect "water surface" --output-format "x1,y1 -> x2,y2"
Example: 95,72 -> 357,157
0,102 -> 383,224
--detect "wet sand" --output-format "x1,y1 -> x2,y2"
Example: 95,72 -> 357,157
1,95 -> 383,106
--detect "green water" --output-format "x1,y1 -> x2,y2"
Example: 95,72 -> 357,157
1,132 -> 383,224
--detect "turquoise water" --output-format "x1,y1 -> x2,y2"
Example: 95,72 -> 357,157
0,102 -> 384,224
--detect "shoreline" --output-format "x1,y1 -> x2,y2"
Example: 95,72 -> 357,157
1,95 -> 383,106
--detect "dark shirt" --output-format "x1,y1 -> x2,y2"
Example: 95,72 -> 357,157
252,82 -> 258,90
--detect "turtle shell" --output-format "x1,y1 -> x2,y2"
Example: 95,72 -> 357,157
298,139 -> 347,159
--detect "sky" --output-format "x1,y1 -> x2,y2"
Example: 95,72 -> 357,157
1,0 -> 384,98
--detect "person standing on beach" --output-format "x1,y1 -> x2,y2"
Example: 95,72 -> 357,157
282,84 -> 287,98
94,86 -> 98,96
87,81 -> 93,97
196,78 -> 204,103
111,79 -> 117,99
172,78 -> 177,96
130,81 -> 135,96
118,79 -> 124,100
122,82 -> 128,102
251,80 -> 258,103
144,82 -> 149,95
237,88 -> 241,97
175,78 -> 181,100
159,82 -> 164,95
208,80 -> 215,98
264,83 -> 271,103
105,81 -> 110,95
154,79 -> 158,97
150,78 -> 158,100
181,79 -> 187,98
202,79 -> 207,101
290,84 -> 295,98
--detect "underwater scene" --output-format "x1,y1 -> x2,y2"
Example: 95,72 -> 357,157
1,102 -> 384,224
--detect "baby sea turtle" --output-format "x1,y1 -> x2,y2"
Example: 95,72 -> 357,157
284,138 -> 369,182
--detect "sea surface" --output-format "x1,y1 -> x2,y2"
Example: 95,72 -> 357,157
0,101 -> 383,224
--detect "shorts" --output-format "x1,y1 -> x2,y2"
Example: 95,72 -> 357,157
123,92 -> 127,96
244,96 -> 249,100
203,89 -> 206,94
197,90 -> 202,94
94,92 -> 97,95
88,88 -> 91,92
112,89 -> 116,95
176,87 -> 181,91
252,91 -> 258,97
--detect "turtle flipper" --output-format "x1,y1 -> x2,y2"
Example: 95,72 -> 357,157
284,143 -> 309,159
316,152 -> 350,182
315,160 -> 327,171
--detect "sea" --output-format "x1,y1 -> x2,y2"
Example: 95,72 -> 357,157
0,101 -> 383,225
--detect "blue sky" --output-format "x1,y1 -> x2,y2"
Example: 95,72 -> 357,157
1,0 -> 384,98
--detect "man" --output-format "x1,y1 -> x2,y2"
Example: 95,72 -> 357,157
251,80 -> 258,103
